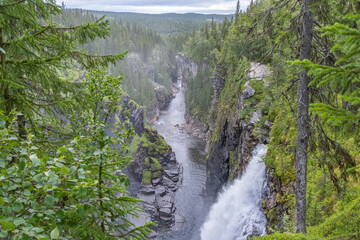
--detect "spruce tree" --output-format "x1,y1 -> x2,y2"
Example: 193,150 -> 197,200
294,0 -> 313,233
0,0 -> 124,128
235,0 -> 240,24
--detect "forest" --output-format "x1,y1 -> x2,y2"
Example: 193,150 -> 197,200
179,0 -> 360,239
1,0 -> 360,239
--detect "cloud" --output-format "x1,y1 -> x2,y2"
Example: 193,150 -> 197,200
61,0 -> 250,14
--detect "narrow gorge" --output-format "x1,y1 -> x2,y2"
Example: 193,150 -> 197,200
123,54 -> 274,239
2,2 -> 359,240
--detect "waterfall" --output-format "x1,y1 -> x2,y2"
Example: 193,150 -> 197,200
200,144 -> 268,240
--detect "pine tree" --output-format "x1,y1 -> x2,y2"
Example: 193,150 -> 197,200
298,14 -> 360,128
0,0 -> 124,128
235,0 -> 240,24
294,0 -> 313,233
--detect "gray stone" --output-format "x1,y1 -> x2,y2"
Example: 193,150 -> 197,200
155,186 -> 167,197
159,215 -> 173,225
163,176 -> 177,190
265,120 -> 272,127
169,152 -> 176,163
250,109 -> 262,125
210,65 -> 225,100
151,177 -> 162,186
171,214 -> 186,231
177,54 -> 198,84
159,207 -> 172,217
140,184 -> 155,195
265,193 -> 277,209
242,81 -> 255,99
247,62 -> 271,80
148,231 -> 158,240
138,193 -> 155,206
138,193 -> 157,215
164,168 -> 180,182
122,95 -> 145,135
156,191 -> 174,209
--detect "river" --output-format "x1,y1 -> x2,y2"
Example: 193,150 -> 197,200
152,82 -> 209,240
151,80 -> 268,240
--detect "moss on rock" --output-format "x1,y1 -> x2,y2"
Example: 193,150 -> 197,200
142,170 -> 152,185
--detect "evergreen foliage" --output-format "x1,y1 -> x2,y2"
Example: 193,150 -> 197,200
1,0 -> 360,239
0,1 -> 124,126
87,11 -> 232,35
0,2 -> 155,239
180,17 -> 232,124
0,69 -> 154,239
54,9 -> 175,115
179,0 -> 360,238
295,13 -> 360,131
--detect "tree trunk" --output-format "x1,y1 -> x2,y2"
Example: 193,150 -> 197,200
294,0 -> 313,234
0,28 -> 10,117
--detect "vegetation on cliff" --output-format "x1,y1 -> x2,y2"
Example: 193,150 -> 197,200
178,0 -> 360,238
0,1 -> 154,239
1,0 -> 359,238
129,126 -> 172,185
53,8 -> 175,119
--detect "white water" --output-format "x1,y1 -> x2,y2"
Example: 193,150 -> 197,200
200,144 -> 268,240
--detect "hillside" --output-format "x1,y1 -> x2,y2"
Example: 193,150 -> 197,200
72,9 -> 232,34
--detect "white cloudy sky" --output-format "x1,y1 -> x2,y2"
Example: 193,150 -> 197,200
61,0 -> 251,14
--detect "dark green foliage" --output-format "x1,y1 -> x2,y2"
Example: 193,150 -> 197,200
141,126 -> 171,156
180,0 -> 360,237
129,126 -> 170,184
295,13 -> 360,131
0,69 -> 155,239
86,11 -> 232,35
0,1 -> 124,125
185,66 -> 214,123
180,17 -> 231,125
54,9 -> 174,113
0,2 -> 156,238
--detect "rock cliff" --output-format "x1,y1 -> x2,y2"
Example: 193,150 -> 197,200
176,54 -> 209,140
205,62 -> 271,197
122,97 -> 182,234
124,52 -> 176,124
131,127 -> 182,229
204,61 -> 293,231
176,53 -> 198,86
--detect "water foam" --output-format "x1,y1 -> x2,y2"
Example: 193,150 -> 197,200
200,144 -> 268,240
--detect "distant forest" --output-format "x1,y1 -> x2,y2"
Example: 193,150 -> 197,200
75,9 -> 232,34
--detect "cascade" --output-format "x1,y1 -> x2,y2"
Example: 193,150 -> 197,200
200,144 -> 268,240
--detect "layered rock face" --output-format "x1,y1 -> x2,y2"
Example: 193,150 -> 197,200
133,127 -> 182,228
122,95 -> 145,135
263,170 -> 294,231
124,52 -> 176,124
206,62 -> 271,197
205,61 -> 294,231
176,54 -> 209,141
146,85 -> 177,125
176,53 -> 198,86
122,97 -> 182,231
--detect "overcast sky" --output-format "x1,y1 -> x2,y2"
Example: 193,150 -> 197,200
61,0 -> 251,14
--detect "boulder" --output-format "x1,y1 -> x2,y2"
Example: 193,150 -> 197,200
159,206 -> 172,218
163,176 -> 177,191
250,109 -> 262,125
151,177 -> 162,186
155,186 -> 167,197
122,95 -> 145,135
242,81 -> 255,99
265,193 -> 277,209
264,120 -> 272,127
164,168 -> 180,182
140,184 -> 155,195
